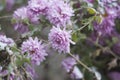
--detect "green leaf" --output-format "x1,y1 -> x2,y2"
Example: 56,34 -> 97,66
16,57 -> 30,67
72,32 -> 79,42
94,15 -> 103,24
11,18 -> 16,24
8,64 -> 14,73
87,7 -> 97,15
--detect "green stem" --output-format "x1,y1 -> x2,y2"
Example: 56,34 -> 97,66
68,53 -> 93,73
0,15 -> 12,19
72,17 -> 94,34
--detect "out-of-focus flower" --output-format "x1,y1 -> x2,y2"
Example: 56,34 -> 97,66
13,7 -> 29,33
93,6 -> 117,36
27,0 -> 49,15
26,64 -> 37,78
0,35 -> 14,48
13,6 -> 39,33
21,37 -> 48,65
6,0 -> 15,11
13,23 -> 29,34
108,71 -> 120,80
0,35 -> 14,55
62,57 -> 77,72
62,56 -> 83,79
27,0 -> 74,27
13,7 -> 28,21
48,26 -> 75,53
46,0 -> 74,27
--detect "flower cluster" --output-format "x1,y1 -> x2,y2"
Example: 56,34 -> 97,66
48,27 -> 74,53
92,0 -> 118,36
12,0 -> 73,33
46,0 -> 74,27
21,37 -> 48,65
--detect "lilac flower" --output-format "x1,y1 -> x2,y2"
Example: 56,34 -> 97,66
13,7 -> 39,33
0,35 -> 14,46
0,35 -> 15,55
13,7 -> 28,21
13,7 -> 29,33
13,23 -> 29,34
21,37 -> 48,65
108,71 -> 120,80
93,17 -> 114,36
26,9 -> 40,24
48,27 -> 75,53
62,57 -> 77,72
100,0 -> 117,4
27,0 -> 49,15
46,0 -> 74,27
26,64 -> 37,78
62,56 -> 83,79
93,7 -> 117,36
6,0 -> 15,11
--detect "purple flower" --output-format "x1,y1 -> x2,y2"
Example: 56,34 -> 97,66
13,7 -> 28,21
27,0 -> 49,15
48,27 -> 75,53
25,64 -> 37,78
46,0 -> 74,27
62,57 -> 77,72
21,37 -> 48,65
0,35 -> 14,46
13,23 -> 29,34
13,7 -> 39,33
93,7 -> 117,36
6,0 -> 15,11
13,7 -> 29,33
108,71 -> 120,80
62,56 -> 83,79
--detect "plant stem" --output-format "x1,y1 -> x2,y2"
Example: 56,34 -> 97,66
68,53 -> 93,73
0,15 -> 12,19
72,17 -> 94,34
